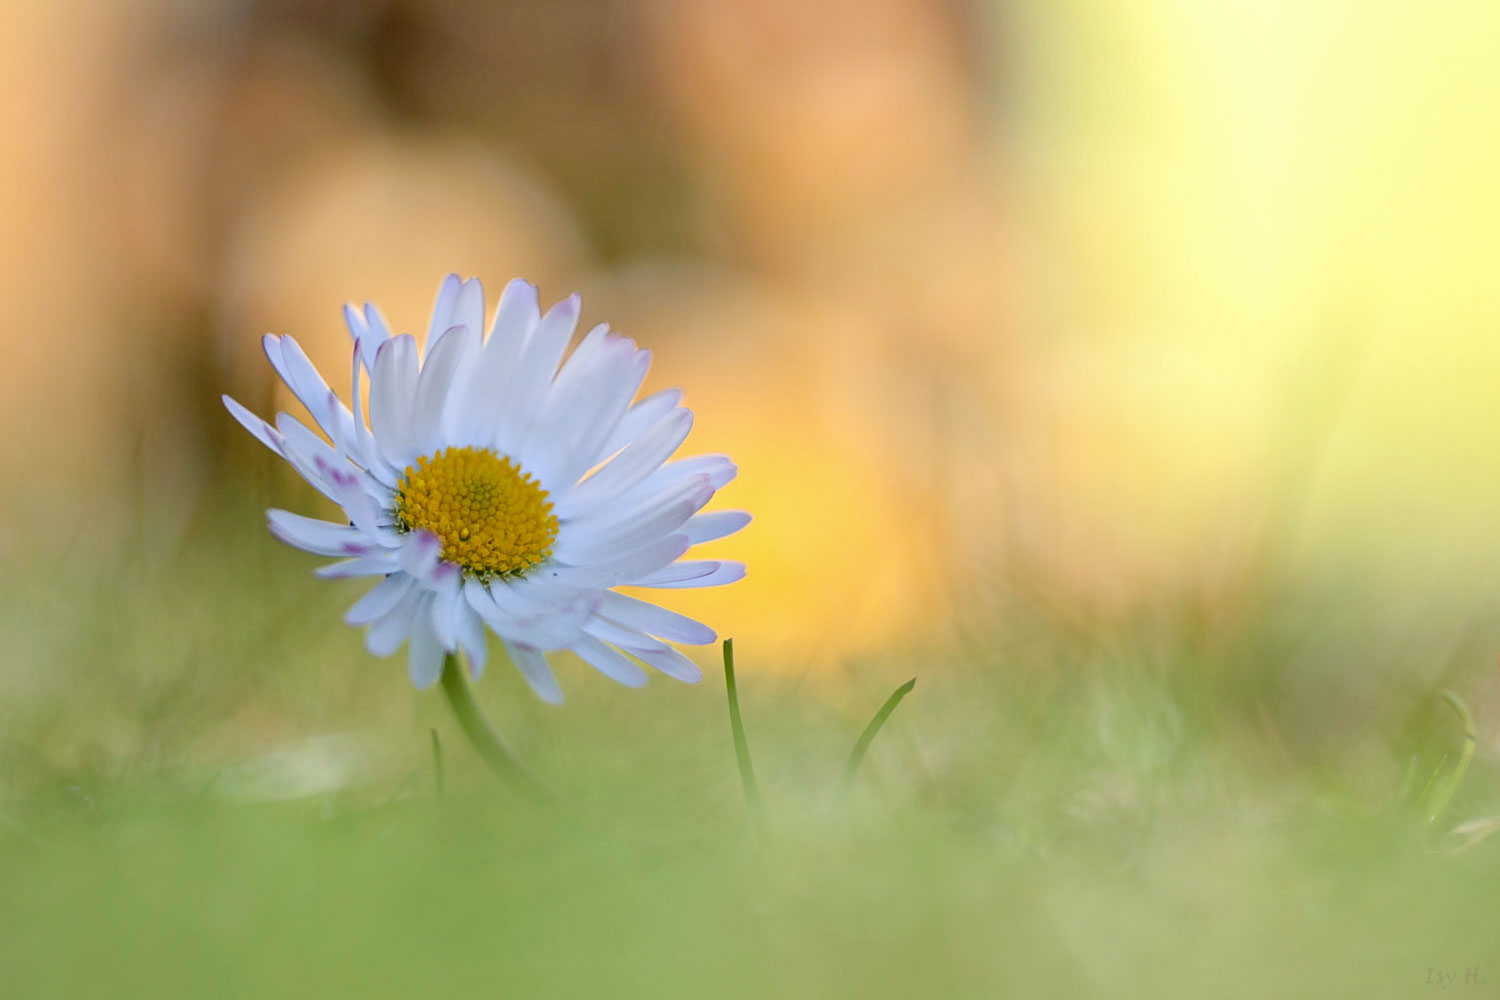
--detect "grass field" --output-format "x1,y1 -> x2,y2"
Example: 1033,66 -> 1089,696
2,497 -> 1496,999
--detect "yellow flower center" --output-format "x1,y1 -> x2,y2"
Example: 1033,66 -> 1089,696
393,446 -> 559,579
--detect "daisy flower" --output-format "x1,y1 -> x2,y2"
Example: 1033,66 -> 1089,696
224,274 -> 747,703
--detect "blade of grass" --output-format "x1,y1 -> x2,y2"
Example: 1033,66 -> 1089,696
722,639 -> 768,837
430,727 -> 445,797
1413,752 -> 1450,815
839,678 -> 916,797
1424,689 -> 1477,825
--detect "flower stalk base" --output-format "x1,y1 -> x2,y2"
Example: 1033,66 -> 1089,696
438,655 -> 553,801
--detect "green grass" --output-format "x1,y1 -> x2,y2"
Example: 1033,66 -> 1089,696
2,509 -> 1498,998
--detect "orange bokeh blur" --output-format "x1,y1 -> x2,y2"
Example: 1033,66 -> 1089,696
6,0 -> 1500,670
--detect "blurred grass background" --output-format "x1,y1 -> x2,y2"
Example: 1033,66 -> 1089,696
3,0 -> 1500,996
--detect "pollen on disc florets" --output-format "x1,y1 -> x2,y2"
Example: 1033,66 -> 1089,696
393,446 -> 560,579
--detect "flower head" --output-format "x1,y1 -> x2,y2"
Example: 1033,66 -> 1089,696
225,275 -> 748,701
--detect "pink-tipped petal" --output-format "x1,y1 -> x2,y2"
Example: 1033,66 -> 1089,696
222,395 -> 284,455
266,509 -> 366,557
425,274 -> 463,353
398,530 -> 443,580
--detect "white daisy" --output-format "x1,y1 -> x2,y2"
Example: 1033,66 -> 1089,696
224,274 -> 748,701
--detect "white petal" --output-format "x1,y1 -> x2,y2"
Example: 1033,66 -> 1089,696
410,323 -> 475,456
650,454 -> 738,491
630,559 -> 725,586
312,454 -> 382,538
455,588 -> 489,678
369,334 -> 420,469
554,408 -> 693,519
343,302 -> 370,348
570,635 -> 648,688
324,390 -> 359,466
462,582 -> 548,646
274,410 -> 336,465
222,394 -> 284,456
634,560 -> 746,589
361,303 -> 393,370
346,302 -> 392,371
489,278 -> 541,345
683,510 -> 752,545
502,641 -> 564,705
553,496 -> 707,567
600,388 -> 682,459
451,279 -> 539,447
626,644 -> 702,683
364,303 -> 392,339
552,322 -> 611,383
408,594 -> 445,689
596,454 -> 736,522
583,617 -> 669,652
271,413 -> 340,504
494,294 -> 580,456
450,277 -> 486,350
472,592 -> 595,655
596,591 -> 716,645
279,335 -> 355,447
562,472 -> 714,541
490,579 -> 600,649
344,302 -> 368,342
262,333 -> 293,388
266,509 -> 369,557
350,340 -> 398,487
428,564 -> 464,651
345,574 -> 415,626
366,586 -> 420,656
527,339 -> 650,492
580,619 -> 706,682
518,324 -> 615,471
425,274 -> 463,353
542,535 -> 690,588
397,530 -> 442,579
316,553 -> 400,579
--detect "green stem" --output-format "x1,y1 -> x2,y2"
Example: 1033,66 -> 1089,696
1424,689 -> 1477,826
438,654 -> 553,801
722,639 -> 768,837
839,678 -> 916,797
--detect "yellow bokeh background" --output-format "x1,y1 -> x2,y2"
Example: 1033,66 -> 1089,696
3,0 -> 1500,672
